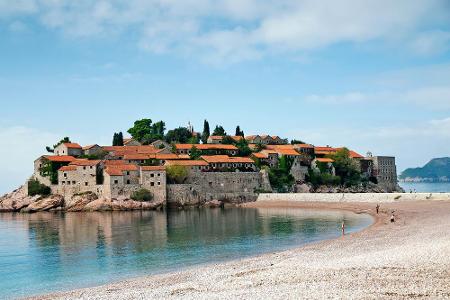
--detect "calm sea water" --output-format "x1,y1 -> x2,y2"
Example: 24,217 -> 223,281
0,208 -> 372,299
399,182 -> 450,193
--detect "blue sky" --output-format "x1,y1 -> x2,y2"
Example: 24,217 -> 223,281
1,0 -> 450,194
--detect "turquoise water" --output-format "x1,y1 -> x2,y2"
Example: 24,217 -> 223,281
399,182 -> 450,193
0,208 -> 373,299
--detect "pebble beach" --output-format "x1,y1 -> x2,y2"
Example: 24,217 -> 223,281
34,200 -> 450,299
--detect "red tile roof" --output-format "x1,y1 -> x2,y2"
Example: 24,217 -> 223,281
104,160 -> 130,166
316,158 -> 334,163
43,155 -> 76,162
141,166 -> 166,171
201,155 -> 255,164
82,144 -> 100,150
175,144 -> 238,150
294,143 -> 314,149
164,160 -> 209,166
252,152 -> 267,159
69,159 -> 101,166
63,143 -> 82,149
59,165 -> 77,171
105,164 -> 138,176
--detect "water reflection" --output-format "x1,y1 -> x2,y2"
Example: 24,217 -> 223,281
0,208 -> 372,298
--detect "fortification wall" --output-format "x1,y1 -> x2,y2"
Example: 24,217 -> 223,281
257,192 -> 450,203
167,171 -> 270,206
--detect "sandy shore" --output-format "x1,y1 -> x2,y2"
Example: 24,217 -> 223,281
34,200 -> 450,299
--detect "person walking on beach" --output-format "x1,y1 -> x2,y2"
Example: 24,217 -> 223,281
341,221 -> 345,236
376,204 -> 380,214
390,211 -> 395,223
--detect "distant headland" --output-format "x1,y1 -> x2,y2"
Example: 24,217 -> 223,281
400,157 -> 450,183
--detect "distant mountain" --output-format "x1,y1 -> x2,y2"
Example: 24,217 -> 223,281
400,157 -> 450,182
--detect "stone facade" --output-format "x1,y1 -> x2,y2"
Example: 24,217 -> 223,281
369,156 -> 399,192
167,171 -> 271,207
54,143 -> 83,157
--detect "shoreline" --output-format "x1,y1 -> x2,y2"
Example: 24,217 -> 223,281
32,199 -> 450,299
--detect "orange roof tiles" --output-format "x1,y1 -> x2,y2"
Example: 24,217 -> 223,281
43,155 -> 76,162
59,165 -> 77,171
295,143 -> 314,149
165,160 -> 209,166
63,143 -> 82,149
105,164 -> 138,176
82,144 -> 99,150
69,159 -> 101,166
276,149 -> 300,156
175,144 -> 238,150
141,166 -> 166,171
316,158 -> 334,163
104,160 -> 130,166
201,155 -> 255,164
252,152 -> 267,159
123,154 -> 153,160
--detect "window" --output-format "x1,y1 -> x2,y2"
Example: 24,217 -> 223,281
126,171 -> 130,175
157,173 -> 160,176
83,166 -> 86,170
85,182 -> 88,186
126,180 -> 130,184
61,181 -> 65,185
72,181 -> 76,184
64,173 -> 67,178
114,180 -> 118,184
67,181 -> 70,185
151,182 -> 154,186
90,166 -> 93,169
151,173 -> 154,177
157,182 -> 161,185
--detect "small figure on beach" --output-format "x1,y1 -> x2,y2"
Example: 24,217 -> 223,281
341,221 -> 345,236
390,212 -> 395,223
376,204 -> 380,214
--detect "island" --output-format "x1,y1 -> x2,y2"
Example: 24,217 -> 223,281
0,118 -> 402,213
400,157 -> 450,182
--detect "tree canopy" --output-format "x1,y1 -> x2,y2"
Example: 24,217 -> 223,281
127,119 -> 166,144
189,145 -> 202,160
165,127 -> 192,144
328,148 -> 362,186
166,165 -> 188,184
212,125 -> 226,136
112,132 -> 124,146
268,156 -> 295,192
291,139 -> 305,145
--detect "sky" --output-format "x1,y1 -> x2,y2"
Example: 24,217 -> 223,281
1,0 -> 450,194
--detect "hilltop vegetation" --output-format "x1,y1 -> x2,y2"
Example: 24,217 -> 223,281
400,157 -> 450,182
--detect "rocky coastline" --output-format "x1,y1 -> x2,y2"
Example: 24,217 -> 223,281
0,185 -> 164,213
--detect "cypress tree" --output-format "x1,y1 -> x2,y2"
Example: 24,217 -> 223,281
117,132 -> 124,146
235,125 -> 244,137
112,133 -> 118,146
201,120 -> 210,144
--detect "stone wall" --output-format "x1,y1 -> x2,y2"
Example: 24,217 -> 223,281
257,192 -> 450,203
167,171 -> 271,206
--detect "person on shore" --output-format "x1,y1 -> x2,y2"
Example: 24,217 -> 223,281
390,212 -> 395,223
376,204 -> 380,214
341,221 -> 345,236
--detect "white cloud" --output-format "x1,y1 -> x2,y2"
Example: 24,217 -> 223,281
0,0 -> 448,63
409,30 -> 450,55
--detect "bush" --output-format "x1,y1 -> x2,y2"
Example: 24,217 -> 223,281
28,179 -> 51,196
131,189 -> 153,202
166,165 -> 188,184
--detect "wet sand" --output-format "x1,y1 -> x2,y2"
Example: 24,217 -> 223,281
34,200 -> 450,299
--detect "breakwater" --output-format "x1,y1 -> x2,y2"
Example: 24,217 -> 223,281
257,192 -> 450,203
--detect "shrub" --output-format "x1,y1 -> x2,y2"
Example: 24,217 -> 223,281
131,189 -> 153,202
166,165 -> 188,184
28,179 -> 51,196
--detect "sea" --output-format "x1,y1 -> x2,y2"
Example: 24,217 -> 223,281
399,182 -> 450,193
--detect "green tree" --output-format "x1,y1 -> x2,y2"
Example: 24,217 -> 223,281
236,139 -> 252,157
329,148 -> 362,186
235,125 -> 244,137
131,189 -> 153,202
128,119 -> 153,142
187,135 -> 200,144
201,119 -> 210,144
291,139 -> 305,145
166,165 -> 188,184
117,132 -> 124,146
212,125 -> 226,136
268,156 -> 295,192
28,179 -> 51,196
189,145 -> 202,160
221,135 -> 235,145
165,127 -> 192,143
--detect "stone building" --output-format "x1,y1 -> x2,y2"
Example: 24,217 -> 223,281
54,143 -> 83,157
207,135 -> 244,144
369,156 -> 398,192
82,144 -> 104,156
200,155 -> 257,172
123,138 -> 141,146
245,135 -> 288,145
